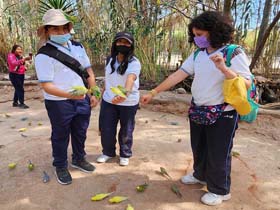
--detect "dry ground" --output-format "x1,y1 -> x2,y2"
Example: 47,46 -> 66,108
0,85 -> 280,210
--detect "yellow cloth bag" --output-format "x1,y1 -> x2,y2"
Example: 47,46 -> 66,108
223,76 -> 251,115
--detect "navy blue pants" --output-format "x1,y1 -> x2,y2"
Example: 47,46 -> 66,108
189,110 -> 238,195
99,100 -> 138,158
9,73 -> 25,104
45,97 -> 91,168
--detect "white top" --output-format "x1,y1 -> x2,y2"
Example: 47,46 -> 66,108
103,57 -> 141,106
35,40 -> 91,100
180,46 -> 252,109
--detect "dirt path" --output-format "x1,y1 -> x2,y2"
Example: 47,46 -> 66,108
0,87 -> 279,210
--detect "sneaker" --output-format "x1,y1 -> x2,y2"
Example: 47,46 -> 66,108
119,157 -> 129,166
71,159 -> 95,173
12,102 -> 18,107
96,154 -> 113,163
181,173 -> 206,185
201,192 -> 231,206
54,167 -> 72,185
18,104 -> 29,109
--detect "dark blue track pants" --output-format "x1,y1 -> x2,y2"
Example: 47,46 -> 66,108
45,97 -> 91,168
99,100 -> 138,158
190,110 -> 238,195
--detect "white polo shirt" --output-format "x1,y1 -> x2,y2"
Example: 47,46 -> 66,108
35,40 -> 91,100
180,46 -> 252,107
103,57 -> 141,106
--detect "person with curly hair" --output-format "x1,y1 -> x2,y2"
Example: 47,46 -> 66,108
141,11 -> 252,205
96,32 -> 141,166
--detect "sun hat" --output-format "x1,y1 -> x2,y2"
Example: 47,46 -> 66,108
37,9 -> 73,37
37,9 -> 73,48
223,76 -> 251,115
114,32 -> 134,44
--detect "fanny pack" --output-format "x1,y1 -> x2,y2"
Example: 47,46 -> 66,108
188,100 -> 227,125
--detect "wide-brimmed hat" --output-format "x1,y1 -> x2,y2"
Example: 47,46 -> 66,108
114,32 -> 134,44
37,9 -> 73,37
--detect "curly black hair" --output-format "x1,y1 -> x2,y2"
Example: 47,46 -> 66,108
188,11 -> 234,48
109,32 -> 135,75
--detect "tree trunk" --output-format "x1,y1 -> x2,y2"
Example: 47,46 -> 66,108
223,0 -> 232,17
255,0 -> 272,51
250,11 -> 280,71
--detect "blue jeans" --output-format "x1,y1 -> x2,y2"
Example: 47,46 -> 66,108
45,97 -> 91,168
99,100 -> 138,158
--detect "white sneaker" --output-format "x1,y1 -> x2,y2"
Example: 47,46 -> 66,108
96,154 -> 113,163
181,173 -> 206,185
201,192 -> 231,206
119,157 -> 129,166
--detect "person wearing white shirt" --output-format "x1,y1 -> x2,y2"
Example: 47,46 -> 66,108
96,32 -> 141,166
141,11 -> 252,206
35,9 -> 98,185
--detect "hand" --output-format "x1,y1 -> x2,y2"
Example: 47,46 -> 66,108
90,95 -> 99,108
140,94 -> 153,105
69,94 -> 86,100
112,95 -> 126,104
210,54 -> 228,73
24,56 -> 32,61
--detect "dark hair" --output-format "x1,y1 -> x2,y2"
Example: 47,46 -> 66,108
110,31 -> 135,75
188,11 -> 234,48
11,44 -> 22,53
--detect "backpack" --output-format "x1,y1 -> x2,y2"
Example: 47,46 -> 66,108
193,44 -> 259,123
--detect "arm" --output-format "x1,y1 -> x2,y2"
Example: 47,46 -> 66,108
86,67 -> 99,107
112,73 -> 136,104
210,54 -> 251,89
40,82 -> 85,100
141,69 -> 189,104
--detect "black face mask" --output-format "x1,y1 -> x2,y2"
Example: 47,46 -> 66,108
116,45 -> 131,55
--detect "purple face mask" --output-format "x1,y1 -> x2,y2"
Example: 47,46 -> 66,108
194,35 -> 210,48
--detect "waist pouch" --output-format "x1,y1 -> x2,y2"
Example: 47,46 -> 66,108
188,101 -> 227,125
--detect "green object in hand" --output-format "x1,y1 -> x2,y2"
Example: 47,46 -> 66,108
90,86 -> 101,99
69,86 -> 88,96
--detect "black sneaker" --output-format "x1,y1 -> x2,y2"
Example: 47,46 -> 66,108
54,167 -> 72,185
12,102 -> 19,107
18,104 -> 29,109
71,159 -> 96,173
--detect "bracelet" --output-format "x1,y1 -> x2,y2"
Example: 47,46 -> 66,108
149,89 -> 158,97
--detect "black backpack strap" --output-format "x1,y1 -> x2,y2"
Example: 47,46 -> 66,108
37,43 -> 89,87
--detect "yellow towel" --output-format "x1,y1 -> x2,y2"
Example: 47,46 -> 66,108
223,76 -> 251,115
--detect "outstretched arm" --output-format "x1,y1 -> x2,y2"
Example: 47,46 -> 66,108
141,69 -> 189,104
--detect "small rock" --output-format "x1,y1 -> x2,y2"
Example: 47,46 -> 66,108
170,122 -> 179,125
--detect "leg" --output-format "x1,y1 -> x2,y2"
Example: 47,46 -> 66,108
9,73 -> 19,104
99,100 -> 119,157
189,120 -> 207,181
14,74 -> 25,104
71,97 -> 91,161
45,100 -> 75,168
118,104 -> 138,158
205,110 -> 238,195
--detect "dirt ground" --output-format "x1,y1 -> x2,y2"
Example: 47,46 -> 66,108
0,84 -> 280,210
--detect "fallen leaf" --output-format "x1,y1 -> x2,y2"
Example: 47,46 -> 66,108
91,192 -> 113,201
109,196 -> 128,203
171,184 -> 182,198
231,151 -> 240,157
18,128 -> 27,132
126,204 -> 134,210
